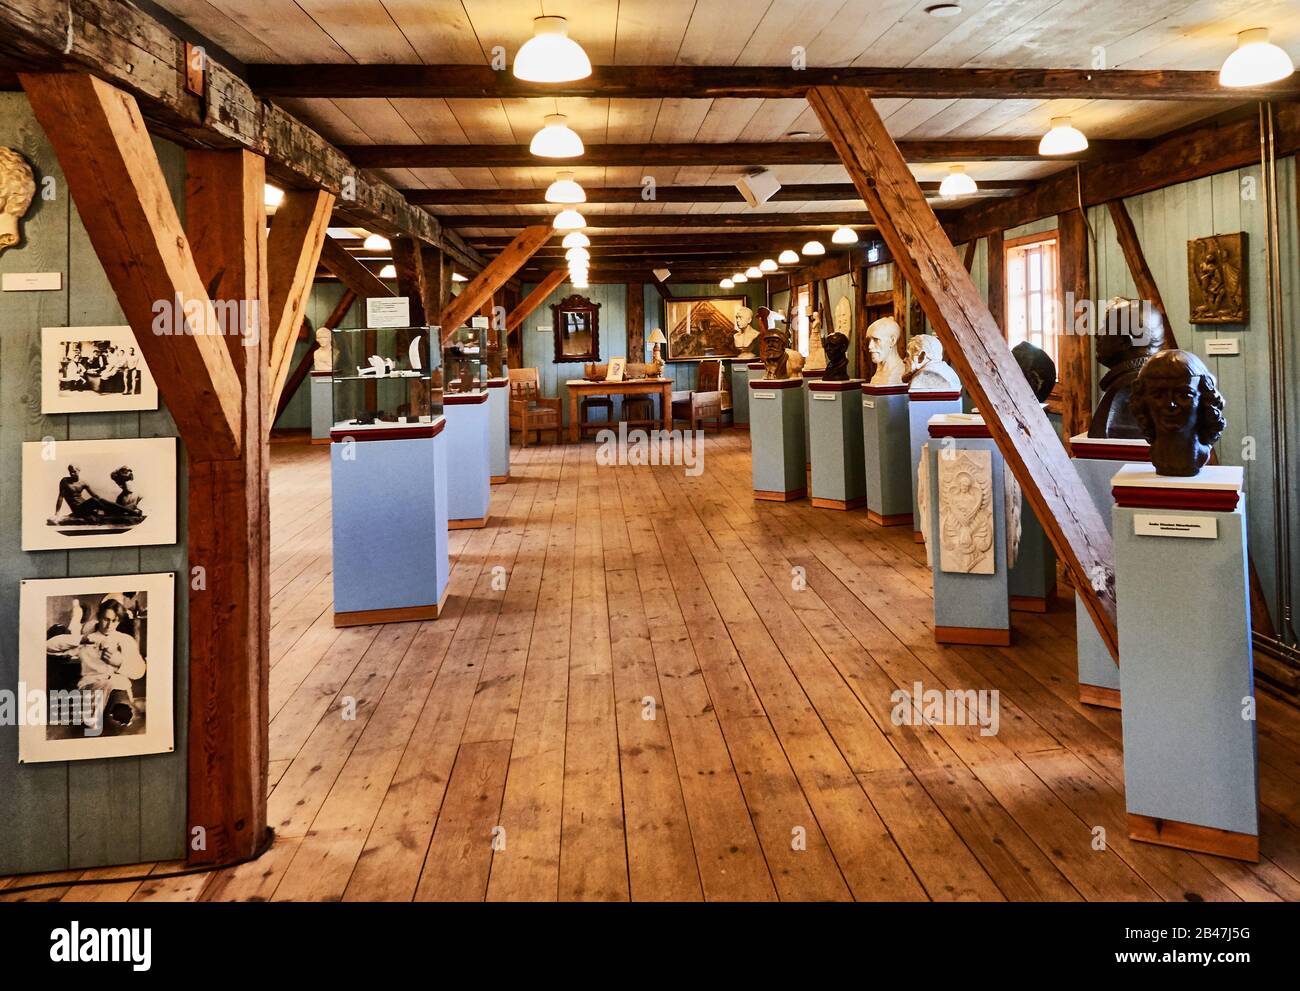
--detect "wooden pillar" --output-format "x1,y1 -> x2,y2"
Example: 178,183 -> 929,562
627,282 -> 645,362
1057,209 -> 1093,443
393,236 -> 428,324
436,225 -> 552,342
1107,199 -> 1178,350
987,231 -> 1006,334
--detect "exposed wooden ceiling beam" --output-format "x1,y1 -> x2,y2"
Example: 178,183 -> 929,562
405,181 -> 1027,205
343,140 -> 1137,169
247,64 -> 1300,102
445,211 -> 879,230
470,233 -> 879,251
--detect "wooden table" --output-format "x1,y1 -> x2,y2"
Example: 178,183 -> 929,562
565,377 -> 673,443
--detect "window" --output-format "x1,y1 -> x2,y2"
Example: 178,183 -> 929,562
1005,233 -> 1060,364
795,284 -> 811,357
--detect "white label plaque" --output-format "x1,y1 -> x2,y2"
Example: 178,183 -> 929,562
366,296 -> 411,328
1205,338 -> 1240,356
536,323 -> 551,334
2,272 -> 62,292
471,315 -> 489,329
812,393 -> 836,402
752,391 -> 776,400
1134,514 -> 1218,540
862,398 -> 876,409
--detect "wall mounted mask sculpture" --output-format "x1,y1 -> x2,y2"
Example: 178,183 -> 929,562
0,147 -> 37,255
1188,232 -> 1248,324
1088,297 -> 1166,439
1130,349 -> 1226,476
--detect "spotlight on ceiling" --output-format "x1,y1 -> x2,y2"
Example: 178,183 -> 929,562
652,267 -> 671,283
1219,27 -> 1295,87
561,231 -> 590,249
451,272 -> 468,282
831,226 -> 859,245
924,3 -> 963,17
530,113 -> 584,158
778,249 -> 800,265
1038,116 -> 1088,156
735,168 -> 782,208
545,171 -> 586,204
264,185 -> 284,209
363,233 -> 391,251
552,208 -> 586,230
939,165 -> 978,198
513,15 -> 592,83
801,240 -> 826,256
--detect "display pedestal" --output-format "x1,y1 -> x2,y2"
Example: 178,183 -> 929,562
309,371 -> 332,444
443,391 -> 492,528
1069,435 -> 1152,708
860,384 -> 912,526
926,414 -> 1010,646
730,362 -> 753,428
1008,496 -> 1057,613
1112,464 -> 1258,861
749,378 -> 806,501
330,420 -> 449,626
486,377 -> 510,483
909,388 -> 963,542
801,369 -> 823,463
808,380 -> 866,510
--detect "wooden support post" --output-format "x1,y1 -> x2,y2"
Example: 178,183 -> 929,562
1106,199 -> 1179,350
436,225 -> 552,342
962,240 -> 978,272
266,189 -> 334,414
627,281 -> 646,361
183,149 -> 272,864
810,86 -> 1118,660
319,235 -> 396,300
987,230 -> 1005,334
506,270 -> 567,334
1057,209 -> 1093,443
19,73 -> 242,461
393,236 -> 448,325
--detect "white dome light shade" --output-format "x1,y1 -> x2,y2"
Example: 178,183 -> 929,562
801,240 -> 826,256
545,171 -> 586,204
513,16 -> 593,83
759,258 -> 778,272
1038,116 -> 1088,156
530,114 -> 584,158
1220,28 -> 1295,87
451,272 -> 468,282
938,165 -> 978,198
379,264 -> 397,279
720,278 -> 735,288
778,249 -> 800,265
831,226 -> 859,244
565,246 -> 591,263
552,208 -> 586,230
732,272 -> 748,283
363,233 -> 392,251
561,231 -> 590,249
264,184 -> 284,209
746,266 -> 762,278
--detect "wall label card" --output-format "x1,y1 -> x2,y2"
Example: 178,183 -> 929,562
3,272 -> 62,291
366,297 -> 411,328
752,391 -> 776,400
536,323 -> 551,334
813,393 -> 837,402
1134,513 -> 1218,540
862,398 -> 876,409
471,315 -> 489,329
1205,338 -> 1241,356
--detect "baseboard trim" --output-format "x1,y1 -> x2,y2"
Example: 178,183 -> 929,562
334,601 -> 441,628
811,496 -> 868,511
1078,684 -> 1122,709
449,515 -> 490,530
490,474 -> 510,484
1128,813 -> 1259,862
754,489 -> 806,502
867,510 -> 913,527
934,625 -> 1012,647
1010,593 -> 1055,614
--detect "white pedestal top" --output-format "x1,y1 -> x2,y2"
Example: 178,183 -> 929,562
1111,463 -> 1244,492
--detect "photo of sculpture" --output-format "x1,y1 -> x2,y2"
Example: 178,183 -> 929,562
41,326 -> 159,413
664,296 -> 747,360
1188,232 -> 1248,324
22,437 -> 178,551
19,573 -> 175,763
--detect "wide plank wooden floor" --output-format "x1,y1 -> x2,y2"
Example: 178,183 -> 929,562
6,431 -> 1300,902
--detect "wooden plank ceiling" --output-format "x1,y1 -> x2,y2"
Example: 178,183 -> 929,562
155,0 -> 1300,277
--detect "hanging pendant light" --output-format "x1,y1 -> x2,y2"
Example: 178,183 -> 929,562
745,265 -> 763,279
530,114 -> 584,158
565,246 -> 591,264
778,249 -> 800,265
451,272 -> 468,282
363,233 -> 391,251
938,165 -> 978,198
759,258 -> 778,272
513,15 -> 593,83
1038,116 -> 1088,156
561,231 -> 590,249
378,264 -> 397,279
732,272 -> 748,283
1219,28 -> 1295,87
264,185 -> 285,209
720,278 -> 735,288
831,226 -> 859,244
552,207 -> 586,230
545,171 -> 586,204
801,240 -> 826,256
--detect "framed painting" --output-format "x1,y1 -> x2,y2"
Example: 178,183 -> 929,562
663,295 -> 748,361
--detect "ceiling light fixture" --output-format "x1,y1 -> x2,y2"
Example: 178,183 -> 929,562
1219,27 -> 1295,87
451,272 -> 468,282
363,233 -> 391,251
938,164 -> 979,198
720,278 -> 735,288
759,258 -> 778,272
561,231 -> 590,249
801,240 -> 826,256
513,15 -> 592,83
831,226 -> 859,244
565,246 -> 591,263
552,207 -> 586,230
530,113 -> 584,158
746,266 -> 763,279
778,249 -> 800,265
925,3 -> 963,17
378,264 -> 397,279
1038,116 -> 1088,156
264,185 -> 284,209
545,171 -> 586,204
732,272 -> 748,283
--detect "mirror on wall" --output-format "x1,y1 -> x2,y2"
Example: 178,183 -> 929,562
551,294 -> 601,363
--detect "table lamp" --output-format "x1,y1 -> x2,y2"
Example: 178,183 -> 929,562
648,327 -> 667,375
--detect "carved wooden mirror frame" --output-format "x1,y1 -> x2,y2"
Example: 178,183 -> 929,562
551,293 -> 601,363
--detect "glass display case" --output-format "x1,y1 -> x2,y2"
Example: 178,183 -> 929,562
442,322 -> 488,394
330,325 -> 440,432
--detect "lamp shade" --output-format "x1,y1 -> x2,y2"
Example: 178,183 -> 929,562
565,246 -> 591,263
801,240 -> 826,256
732,272 -> 748,283
552,208 -> 586,230
561,231 -> 590,249
545,171 -> 586,204
720,278 -> 735,288
363,233 -> 391,251
759,258 -> 778,272
1220,28 -> 1295,86
378,264 -> 396,279
264,184 -> 284,209
778,249 -> 800,265
745,266 -> 762,279
938,165 -> 978,198
451,272 -> 467,282
1038,117 -> 1088,156
513,16 -> 592,83
530,114 -> 584,158
648,327 -> 667,345
831,226 -> 859,244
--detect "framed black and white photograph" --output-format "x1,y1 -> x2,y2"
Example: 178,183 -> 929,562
18,572 -> 175,763
22,437 -> 177,551
41,325 -> 159,414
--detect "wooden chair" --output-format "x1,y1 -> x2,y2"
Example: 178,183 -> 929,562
670,359 -> 725,432
508,368 -> 561,447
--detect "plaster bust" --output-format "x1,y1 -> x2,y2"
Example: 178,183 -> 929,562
865,317 -> 905,386
1012,340 -> 1057,402
1130,349 -> 1226,476
313,325 -> 332,373
1088,297 -> 1167,439
905,334 -> 961,392
732,304 -> 758,359
0,147 -> 36,255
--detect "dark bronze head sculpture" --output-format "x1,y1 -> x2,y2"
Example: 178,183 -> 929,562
1130,349 -> 1226,476
1012,340 -> 1057,403
822,331 -> 850,381
760,329 -> 789,380
1088,298 -> 1167,439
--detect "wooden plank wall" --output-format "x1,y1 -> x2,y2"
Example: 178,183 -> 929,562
0,92 -> 189,875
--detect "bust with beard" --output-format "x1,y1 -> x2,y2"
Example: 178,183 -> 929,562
1088,297 -> 1166,439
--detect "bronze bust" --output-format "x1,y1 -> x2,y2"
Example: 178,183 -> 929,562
760,329 -> 789,380
822,331 -> 850,381
1088,298 -> 1166,439
1130,349 -> 1226,476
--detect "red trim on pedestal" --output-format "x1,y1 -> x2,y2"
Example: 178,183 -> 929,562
935,625 -> 1011,647
746,361 -> 765,370
862,383 -> 908,396
754,488 -> 806,502
749,378 -> 804,390
1128,813 -> 1258,862
807,380 -> 863,393
1071,440 -> 1152,461
1112,486 -> 1240,512
444,391 -> 490,405
309,370 -> 332,378
330,419 -> 445,443
908,389 -> 961,402
1079,684 -> 1121,709
486,378 -> 509,389
929,422 -> 992,439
